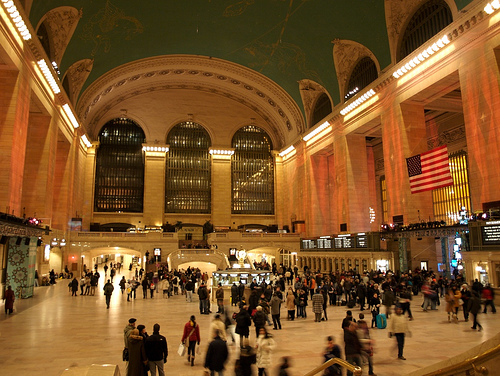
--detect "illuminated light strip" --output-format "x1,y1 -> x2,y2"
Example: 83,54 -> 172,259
392,35 -> 450,79
81,135 -> 92,148
485,0 -> 500,14
37,59 -> 61,94
209,149 -> 235,156
62,104 -> 79,129
340,89 -> 376,116
278,145 -> 295,157
142,146 -> 169,152
302,121 -> 330,142
343,95 -> 379,121
1,0 -> 31,40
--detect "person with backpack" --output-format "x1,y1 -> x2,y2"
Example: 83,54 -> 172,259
103,279 -> 114,309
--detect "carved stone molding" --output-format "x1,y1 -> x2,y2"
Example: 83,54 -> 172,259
40,6 -> 82,66
427,124 -> 466,149
76,55 -> 305,147
65,59 -> 93,106
375,158 -> 385,172
333,39 -> 380,102
0,223 -> 45,237
298,80 -> 331,128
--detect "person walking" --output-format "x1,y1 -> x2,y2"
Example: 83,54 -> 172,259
482,284 -> 496,313
323,335 -> 342,376
235,305 -> 252,346
343,321 -> 363,376
235,337 -> 256,376
255,327 -> 275,376
216,283 -> 225,314
389,306 -> 411,360
269,293 -> 282,330
181,315 -> 201,366
469,291 -> 483,331
4,285 -> 15,314
204,329 -> 229,376
70,277 -> 79,297
145,323 -> 168,376
103,279 -> 114,309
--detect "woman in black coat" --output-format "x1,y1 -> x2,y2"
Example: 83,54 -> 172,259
127,329 -> 148,376
235,306 -> 252,346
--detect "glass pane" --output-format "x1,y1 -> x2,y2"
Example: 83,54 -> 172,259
231,125 -> 274,214
94,118 -> 145,213
165,121 -> 211,213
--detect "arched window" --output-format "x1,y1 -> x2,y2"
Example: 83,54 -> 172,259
232,125 -> 274,214
165,121 -> 211,213
36,22 -> 53,61
345,57 -> 378,100
94,118 -> 145,212
311,93 -> 332,126
398,0 -> 452,61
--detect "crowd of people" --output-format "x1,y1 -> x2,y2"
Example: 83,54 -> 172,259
66,260 -> 496,376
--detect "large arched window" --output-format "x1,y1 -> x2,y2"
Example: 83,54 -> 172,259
232,126 -> 274,214
311,93 -> 332,126
165,121 -> 211,213
94,118 -> 145,212
345,57 -> 378,100
398,0 -> 452,61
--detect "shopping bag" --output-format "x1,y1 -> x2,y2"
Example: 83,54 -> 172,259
177,342 -> 186,356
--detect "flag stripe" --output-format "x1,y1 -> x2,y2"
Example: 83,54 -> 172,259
406,145 -> 454,194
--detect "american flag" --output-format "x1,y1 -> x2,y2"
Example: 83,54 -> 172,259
406,145 -> 454,194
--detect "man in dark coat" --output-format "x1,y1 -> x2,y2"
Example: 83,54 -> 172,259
231,282 -> 239,306
198,283 -> 209,314
344,322 -> 362,376
103,279 -> 114,309
70,278 -> 79,296
204,330 -> 229,375
145,323 -> 168,376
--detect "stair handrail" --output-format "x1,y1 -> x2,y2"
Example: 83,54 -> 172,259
302,358 -> 362,376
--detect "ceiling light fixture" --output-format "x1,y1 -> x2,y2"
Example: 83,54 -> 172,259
142,146 -> 169,152
37,59 -> 61,94
392,35 -> 450,79
279,145 -> 295,157
1,0 -> 31,40
62,104 -> 79,129
340,89 -> 376,116
302,121 -> 330,141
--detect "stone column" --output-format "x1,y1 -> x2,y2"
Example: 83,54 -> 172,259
143,148 -> 167,226
211,154 -> 232,227
82,143 -> 97,230
0,69 -> 31,216
459,43 -> 500,209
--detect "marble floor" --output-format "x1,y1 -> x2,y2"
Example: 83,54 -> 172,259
1,271 -> 499,376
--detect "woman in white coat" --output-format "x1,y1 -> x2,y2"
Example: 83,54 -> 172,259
255,327 -> 276,376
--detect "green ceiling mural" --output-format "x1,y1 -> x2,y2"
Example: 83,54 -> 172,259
29,0 -> 473,111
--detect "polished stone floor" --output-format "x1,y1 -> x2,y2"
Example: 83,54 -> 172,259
1,271 -> 499,376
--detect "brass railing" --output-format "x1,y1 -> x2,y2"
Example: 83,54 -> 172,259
303,358 -> 362,376
421,342 -> 500,376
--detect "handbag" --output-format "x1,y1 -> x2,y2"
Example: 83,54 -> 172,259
177,342 -> 186,356
122,347 -> 129,361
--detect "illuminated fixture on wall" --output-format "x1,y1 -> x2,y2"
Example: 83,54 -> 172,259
1,0 -> 31,40
142,146 -> 169,152
81,135 -> 92,148
302,121 -> 330,141
37,59 -> 61,94
392,35 -> 450,79
62,104 -> 80,129
209,148 -> 235,156
340,89 -> 376,116
485,0 -> 500,14
279,145 -> 295,157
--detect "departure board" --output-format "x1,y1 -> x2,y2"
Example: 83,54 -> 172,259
301,232 -> 378,251
317,238 -> 332,249
482,223 -> 500,245
356,235 -> 368,248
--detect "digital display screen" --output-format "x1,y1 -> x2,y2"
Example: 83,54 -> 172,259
482,224 -> 500,245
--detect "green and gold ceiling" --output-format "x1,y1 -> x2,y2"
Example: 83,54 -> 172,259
30,0 -> 473,112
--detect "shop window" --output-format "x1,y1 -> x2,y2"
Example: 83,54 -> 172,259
94,118 -> 145,212
165,121 -> 211,213
398,0 -> 453,62
232,125 -> 274,214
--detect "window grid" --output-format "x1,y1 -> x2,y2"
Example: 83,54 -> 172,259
165,122 -> 211,213
345,57 -> 378,98
381,175 -> 388,223
232,126 -> 274,215
432,151 -> 471,224
398,0 -> 452,61
311,93 -> 332,126
94,119 -> 145,212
